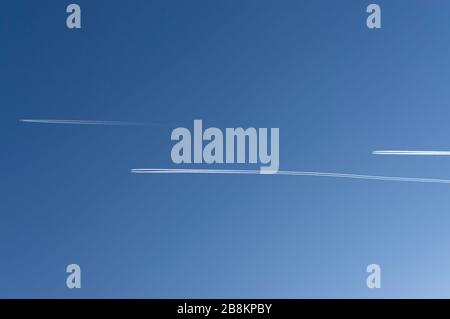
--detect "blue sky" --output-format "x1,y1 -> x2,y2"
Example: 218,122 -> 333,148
2,0 -> 450,298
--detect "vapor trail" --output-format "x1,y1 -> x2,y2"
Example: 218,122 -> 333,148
130,168 -> 450,184
373,150 -> 450,156
19,119 -> 155,126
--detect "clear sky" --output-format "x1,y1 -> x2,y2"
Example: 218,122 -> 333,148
2,0 -> 450,298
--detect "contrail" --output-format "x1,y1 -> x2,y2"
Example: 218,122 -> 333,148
130,168 -> 450,184
373,150 -> 450,156
19,119 -> 157,126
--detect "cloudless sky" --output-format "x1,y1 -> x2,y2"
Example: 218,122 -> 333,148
2,0 -> 450,298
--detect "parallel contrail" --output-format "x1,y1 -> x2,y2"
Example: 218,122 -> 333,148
19,119 -> 154,126
130,168 -> 450,184
373,150 -> 450,156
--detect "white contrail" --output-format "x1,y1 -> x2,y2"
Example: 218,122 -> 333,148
373,150 -> 450,156
19,119 -> 154,126
130,168 -> 450,184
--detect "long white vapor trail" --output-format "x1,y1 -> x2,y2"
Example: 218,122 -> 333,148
19,119 -> 152,126
373,150 -> 450,156
130,168 -> 450,184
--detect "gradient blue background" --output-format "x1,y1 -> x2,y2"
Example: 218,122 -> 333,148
2,0 -> 450,298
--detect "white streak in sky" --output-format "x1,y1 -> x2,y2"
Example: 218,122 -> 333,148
130,168 -> 450,184
19,119 -> 155,126
373,150 -> 450,156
